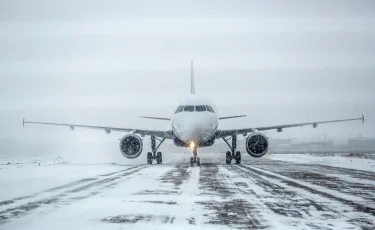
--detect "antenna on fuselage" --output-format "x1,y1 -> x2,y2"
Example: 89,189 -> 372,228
191,59 -> 195,94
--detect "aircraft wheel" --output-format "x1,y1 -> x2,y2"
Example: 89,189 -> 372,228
156,152 -> 162,164
196,157 -> 201,166
235,151 -> 241,164
147,152 -> 153,164
190,157 -> 194,166
226,151 -> 232,165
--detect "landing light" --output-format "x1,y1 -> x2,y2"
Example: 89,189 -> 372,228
190,142 -> 195,150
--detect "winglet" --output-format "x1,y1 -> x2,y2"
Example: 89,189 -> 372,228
23,118 -> 25,127
362,114 -> 365,124
191,59 -> 195,94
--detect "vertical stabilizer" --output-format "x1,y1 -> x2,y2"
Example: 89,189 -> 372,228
191,59 -> 195,94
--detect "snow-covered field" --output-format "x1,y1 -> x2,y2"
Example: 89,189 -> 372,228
1,153 -> 375,229
267,153 -> 375,172
0,158 -> 130,201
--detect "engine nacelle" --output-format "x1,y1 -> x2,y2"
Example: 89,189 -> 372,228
246,133 -> 269,158
119,134 -> 143,159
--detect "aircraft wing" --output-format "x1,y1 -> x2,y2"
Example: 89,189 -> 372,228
215,114 -> 364,139
219,115 -> 246,120
139,116 -> 170,121
23,119 -> 172,139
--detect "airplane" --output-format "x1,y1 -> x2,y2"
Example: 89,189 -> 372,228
23,61 -> 365,166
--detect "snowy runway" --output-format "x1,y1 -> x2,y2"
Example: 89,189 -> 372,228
1,155 -> 375,229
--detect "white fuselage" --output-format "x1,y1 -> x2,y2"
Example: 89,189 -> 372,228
171,95 -> 219,147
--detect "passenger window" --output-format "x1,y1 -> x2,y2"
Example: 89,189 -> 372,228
175,106 -> 184,113
206,105 -> 215,113
195,105 -> 206,112
184,105 -> 194,112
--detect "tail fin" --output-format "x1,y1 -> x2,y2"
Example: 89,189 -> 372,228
191,59 -> 195,94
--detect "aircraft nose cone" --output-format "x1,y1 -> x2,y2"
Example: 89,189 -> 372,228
185,120 -> 207,132
189,120 -> 204,129
183,120 -> 212,142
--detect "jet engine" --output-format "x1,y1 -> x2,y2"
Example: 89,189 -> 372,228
246,133 -> 269,158
119,134 -> 143,159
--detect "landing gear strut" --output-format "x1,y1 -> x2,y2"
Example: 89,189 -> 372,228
147,135 -> 165,164
190,146 -> 200,167
223,135 -> 241,165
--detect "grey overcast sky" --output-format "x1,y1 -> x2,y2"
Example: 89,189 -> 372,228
0,0 -> 374,158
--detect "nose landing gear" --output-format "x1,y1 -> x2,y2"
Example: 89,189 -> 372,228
147,136 -> 165,165
190,146 -> 200,166
223,135 -> 241,165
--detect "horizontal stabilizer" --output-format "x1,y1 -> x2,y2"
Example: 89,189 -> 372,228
219,115 -> 246,120
139,116 -> 170,121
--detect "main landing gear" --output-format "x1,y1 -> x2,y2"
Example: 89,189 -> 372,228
147,135 -> 165,165
190,146 -> 201,167
223,135 -> 241,165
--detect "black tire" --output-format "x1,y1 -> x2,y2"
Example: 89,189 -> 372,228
147,152 -> 152,164
156,152 -> 162,164
226,151 -> 232,165
235,151 -> 241,164
190,157 -> 194,166
196,157 -> 201,166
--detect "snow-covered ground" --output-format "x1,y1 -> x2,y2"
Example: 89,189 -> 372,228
1,154 -> 374,229
267,153 -> 375,172
0,158 -> 131,201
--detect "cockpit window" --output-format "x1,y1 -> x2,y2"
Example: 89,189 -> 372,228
175,106 -> 184,113
195,105 -> 206,112
183,105 -> 194,112
206,105 -> 215,113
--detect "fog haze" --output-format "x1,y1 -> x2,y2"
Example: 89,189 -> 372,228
1,0 -> 374,161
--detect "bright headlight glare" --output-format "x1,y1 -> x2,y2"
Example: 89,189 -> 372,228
190,142 -> 195,150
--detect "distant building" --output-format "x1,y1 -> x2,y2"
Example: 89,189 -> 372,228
347,137 -> 375,149
289,140 -> 333,149
268,139 -> 294,150
269,139 -> 294,146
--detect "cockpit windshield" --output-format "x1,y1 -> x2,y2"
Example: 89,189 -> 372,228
175,105 -> 214,113
175,106 -> 184,113
183,105 -> 194,112
195,105 -> 206,112
206,105 -> 215,113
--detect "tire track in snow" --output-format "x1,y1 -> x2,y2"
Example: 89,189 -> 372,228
252,160 -> 375,205
0,165 -> 147,225
235,164 -> 375,229
103,163 -> 191,225
197,163 -> 267,229
173,164 -> 200,225
248,158 -> 375,181
228,165 -> 346,228
0,165 -> 142,209
306,164 -> 375,182
240,164 -> 375,216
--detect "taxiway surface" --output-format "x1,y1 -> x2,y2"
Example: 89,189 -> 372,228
1,154 -> 374,229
